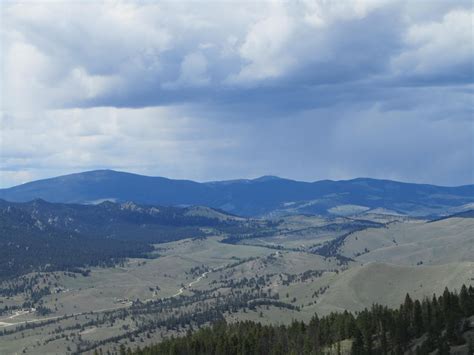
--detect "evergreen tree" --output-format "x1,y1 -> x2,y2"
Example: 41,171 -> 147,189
351,328 -> 365,355
132,286 -> 473,355
468,337 -> 474,355
413,300 -> 423,337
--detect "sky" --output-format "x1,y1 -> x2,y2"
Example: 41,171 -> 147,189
0,0 -> 473,187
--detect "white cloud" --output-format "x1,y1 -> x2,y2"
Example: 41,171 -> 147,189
3,41 -> 52,110
164,52 -> 210,88
392,9 -> 473,78
2,1 -> 170,110
302,0 -> 393,28
68,67 -> 121,100
231,3 -> 295,82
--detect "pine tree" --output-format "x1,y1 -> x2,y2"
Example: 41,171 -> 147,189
131,286 -> 474,355
351,328 -> 365,355
460,285 -> 471,316
468,337 -> 474,355
413,300 -> 423,337
437,336 -> 450,355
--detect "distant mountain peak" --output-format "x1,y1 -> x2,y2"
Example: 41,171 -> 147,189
31,198 -> 49,205
68,169 -> 142,178
253,175 -> 283,182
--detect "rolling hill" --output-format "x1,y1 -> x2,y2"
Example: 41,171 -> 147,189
1,170 -> 473,217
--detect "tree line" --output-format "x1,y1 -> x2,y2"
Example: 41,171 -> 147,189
127,285 -> 474,355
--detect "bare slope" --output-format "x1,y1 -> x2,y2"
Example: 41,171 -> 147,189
339,216 -> 474,265
312,262 -> 474,315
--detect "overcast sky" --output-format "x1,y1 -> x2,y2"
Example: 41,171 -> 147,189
1,0 -> 473,187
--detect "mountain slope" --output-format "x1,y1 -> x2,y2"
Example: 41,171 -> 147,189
0,199 -> 245,280
0,205 -> 152,280
314,261 -> 474,314
338,213 -> 474,265
0,199 -> 243,244
1,170 -> 473,217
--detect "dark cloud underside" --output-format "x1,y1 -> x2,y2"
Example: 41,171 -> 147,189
1,0 -> 473,187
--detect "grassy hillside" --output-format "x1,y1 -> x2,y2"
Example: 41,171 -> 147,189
312,262 -> 474,315
339,215 -> 474,265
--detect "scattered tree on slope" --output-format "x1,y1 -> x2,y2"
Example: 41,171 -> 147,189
128,285 -> 474,355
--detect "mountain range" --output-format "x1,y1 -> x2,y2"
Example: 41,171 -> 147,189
1,170 -> 473,217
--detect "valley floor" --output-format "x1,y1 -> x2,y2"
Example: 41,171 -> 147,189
1,214 -> 473,354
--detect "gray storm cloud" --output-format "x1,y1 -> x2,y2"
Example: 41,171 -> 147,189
0,0 -> 473,187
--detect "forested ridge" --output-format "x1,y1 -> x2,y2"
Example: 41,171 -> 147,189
127,286 -> 474,355
0,206 -> 153,281
0,199 -> 253,281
